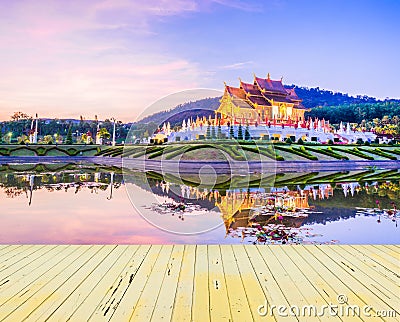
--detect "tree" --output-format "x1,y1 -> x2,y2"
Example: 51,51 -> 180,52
211,125 -> 216,139
10,112 -> 31,121
229,125 -> 234,139
244,124 -> 251,140
17,135 -> 29,144
217,121 -> 222,139
206,124 -> 211,140
43,135 -> 54,144
98,128 -> 110,139
65,127 -> 73,144
237,124 -> 243,140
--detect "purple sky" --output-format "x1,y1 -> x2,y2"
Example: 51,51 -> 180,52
0,0 -> 399,122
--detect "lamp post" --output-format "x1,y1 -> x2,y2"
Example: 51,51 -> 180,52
111,117 -> 116,146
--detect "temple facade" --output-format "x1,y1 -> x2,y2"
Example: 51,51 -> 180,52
216,73 -> 308,125
160,73 -> 377,144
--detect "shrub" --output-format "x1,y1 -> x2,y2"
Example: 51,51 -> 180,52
356,138 -> 364,145
327,139 -> 334,145
297,138 -> 304,145
285,138 -> 292,144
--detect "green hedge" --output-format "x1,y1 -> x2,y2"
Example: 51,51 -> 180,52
274,145 -> 318,161
332,147 -> 374,160
306,146 -> 349,160
358,148 -> 398,160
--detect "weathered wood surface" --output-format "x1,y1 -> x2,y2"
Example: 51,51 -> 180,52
0,245 -> 398,321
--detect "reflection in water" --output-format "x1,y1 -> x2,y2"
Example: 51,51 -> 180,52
0,164 -> 399,244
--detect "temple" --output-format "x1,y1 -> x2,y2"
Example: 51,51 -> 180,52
160,73 -> 377,144
216,73 -> 308,125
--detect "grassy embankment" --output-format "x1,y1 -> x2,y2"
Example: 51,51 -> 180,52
1,142 -> 400,162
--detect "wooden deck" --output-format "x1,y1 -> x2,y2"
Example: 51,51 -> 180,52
0,245 -> 398,321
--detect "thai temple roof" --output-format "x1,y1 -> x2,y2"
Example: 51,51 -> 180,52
225,85 -> 246,99
224,73 -> 305,109
254,75 -> 287,95
239,81 -> 263,96
248,95 -> 271,106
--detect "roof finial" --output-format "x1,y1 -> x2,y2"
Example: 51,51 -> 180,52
238,77 -> 242,83
267,72 -> 270,80
223,81 -> 227,86
280,76 -> 283,82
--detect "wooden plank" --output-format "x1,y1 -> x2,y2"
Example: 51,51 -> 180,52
370,245 -> 400,263
311,246 -> 398,319
293,246 -> 383,320
256,246 -> 320,321
0,246 -> 75,304
128,245 -> 174,321
351,245 -> 399,274
104,245 -> 162,321
318,246 -> 400,312
0,246 -> 91,319
342,245 -> 399,284
0,245 -> 25,261
78,245 -> 151,321
220,245 -> 253,321
0,245 -> 54,274
0,245 -> 36,267
191,245 -> 210,322
383,245 -> 400,252
208,245 -> 232,321
245,245 -> 297,321
283,245 -> 362,322
233,245 -> 276,322
0,245 -> 11,251
32,245 -> 129,321
273,245 -> 342,321
0,245 -> 397,321
337,245 -> 400,290
374,245 -> 400,257
151,245 -> 185,321
171,245 -> 196,322
0,246 -> 105,321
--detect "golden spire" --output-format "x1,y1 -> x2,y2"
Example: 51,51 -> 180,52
280,76 -> 283,82
267,72 -> 270,80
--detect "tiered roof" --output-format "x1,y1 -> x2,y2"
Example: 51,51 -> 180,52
224,74 -> 306,109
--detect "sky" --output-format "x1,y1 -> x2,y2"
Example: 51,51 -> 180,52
0,0 -> 399,122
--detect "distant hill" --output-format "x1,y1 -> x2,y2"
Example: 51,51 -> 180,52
136,86 -> 399,126
137,97 -> 220,126
285,85 -> 381,108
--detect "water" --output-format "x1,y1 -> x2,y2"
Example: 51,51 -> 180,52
0,161 -> 399,244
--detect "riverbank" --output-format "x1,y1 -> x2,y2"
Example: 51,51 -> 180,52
1,142 -> 400,162
1,156 -> 400,174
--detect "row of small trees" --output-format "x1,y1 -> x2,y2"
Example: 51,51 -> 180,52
1,127 -> 111,145
205,123 -> 251,140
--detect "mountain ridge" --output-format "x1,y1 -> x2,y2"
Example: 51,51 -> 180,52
137,86 -> 400,126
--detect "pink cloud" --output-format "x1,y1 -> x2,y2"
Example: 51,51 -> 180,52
0,0 -> 207,121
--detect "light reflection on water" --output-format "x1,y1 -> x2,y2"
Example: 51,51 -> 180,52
0,164 -> 399,244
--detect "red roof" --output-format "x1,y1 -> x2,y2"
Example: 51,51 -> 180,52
248,95 -> 271,106
254,76 -> 287,94
225,85 -> 246,99
240,81 -> 263,96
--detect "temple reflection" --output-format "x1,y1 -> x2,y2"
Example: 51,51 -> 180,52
1,165 -> 399,242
